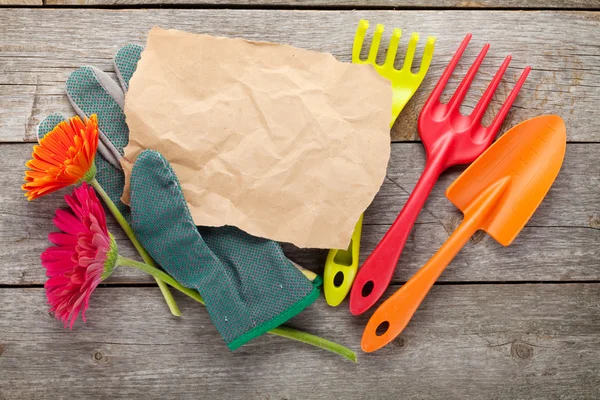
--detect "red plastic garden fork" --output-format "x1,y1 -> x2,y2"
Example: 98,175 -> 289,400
349,33 -> 531,315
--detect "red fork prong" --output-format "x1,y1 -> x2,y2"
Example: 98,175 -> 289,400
470,55 -> 512,125
486,66 -> 532,136
446,43 -> 490,111
424,33 -> 472,106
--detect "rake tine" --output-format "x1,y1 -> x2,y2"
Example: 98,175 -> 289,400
446,43 -> 490,111
418,36 -> 436,75
352,20 -> 370,63
471,55 -> 512,125
402,33 -> 419,71
426,33 -> 472,104
367,24 -> 385,63
385,28 -> 402,67
487,66 -> 532,136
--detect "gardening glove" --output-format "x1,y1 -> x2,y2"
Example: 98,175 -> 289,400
130,149 -> 320,349
37,44 -> 321,350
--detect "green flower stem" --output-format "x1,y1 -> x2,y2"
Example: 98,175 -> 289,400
269,326 -> 357,363
118,256 -> 357,363
90,178 -> 181,317
117,255 -> 205,304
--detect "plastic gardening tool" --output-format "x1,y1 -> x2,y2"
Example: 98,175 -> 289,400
349,33 -> 531,315
361,115 -> 567,352
323,19 -> 436,307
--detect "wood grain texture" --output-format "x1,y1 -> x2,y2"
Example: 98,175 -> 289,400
0,0 -> 41,4
43,0 -> 600,9
2,142 -> 598,285
0,9 -> 599,142
0,285 -> 598,399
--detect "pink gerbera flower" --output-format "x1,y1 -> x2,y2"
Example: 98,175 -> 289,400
41,182 -> 117,328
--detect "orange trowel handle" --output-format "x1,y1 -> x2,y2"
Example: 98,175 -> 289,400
360,217 -> 477,352
361,177 -> 511,352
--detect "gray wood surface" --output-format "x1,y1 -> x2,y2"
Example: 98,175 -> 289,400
43,0 -> 600,9
0,285 -> 598,399
2,142 -> 598,285
1,9 -> 599,142
0,4 -> 598,399
0,0 -> 40,4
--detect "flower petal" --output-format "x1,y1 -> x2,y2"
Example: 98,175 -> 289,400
48,232 -> 78,246
53,209 -> 86,236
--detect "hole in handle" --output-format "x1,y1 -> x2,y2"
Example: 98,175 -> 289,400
375,321 -> 390,336
362,280 -> 374,297
333,271 -> 344,287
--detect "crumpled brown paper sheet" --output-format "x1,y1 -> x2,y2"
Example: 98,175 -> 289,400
122,26 -> 391,249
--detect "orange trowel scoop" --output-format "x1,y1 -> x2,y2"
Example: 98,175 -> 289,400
361,115 -> 567,352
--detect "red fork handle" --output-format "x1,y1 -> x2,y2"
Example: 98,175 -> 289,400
349,150 -> 447,315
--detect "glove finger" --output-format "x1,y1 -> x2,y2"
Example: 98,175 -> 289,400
65,66 -> 125,169
114,44 -> 144,92
129,149 -> 225,287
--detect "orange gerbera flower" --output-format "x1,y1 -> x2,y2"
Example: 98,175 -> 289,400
23,115 -> 99,200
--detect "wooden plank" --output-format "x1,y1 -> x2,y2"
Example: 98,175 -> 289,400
43,0 -> 600,9
285,225 -> 600,283
2,142 -> 598,285
0,9 -> 599,142
0,285 -> 598,398
0,0 -> 41,4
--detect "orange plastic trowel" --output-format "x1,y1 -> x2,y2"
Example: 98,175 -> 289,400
361,115 -> 567,352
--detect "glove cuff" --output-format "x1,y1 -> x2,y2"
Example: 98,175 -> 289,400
227,276 -> 322,350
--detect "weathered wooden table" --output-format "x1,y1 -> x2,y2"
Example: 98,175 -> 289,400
1,1 -> 599,398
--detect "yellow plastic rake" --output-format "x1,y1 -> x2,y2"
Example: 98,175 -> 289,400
323,19 -> 435,307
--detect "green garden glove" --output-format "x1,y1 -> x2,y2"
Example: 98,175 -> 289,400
38,45 -> 321,349
130,149 -> 320,348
